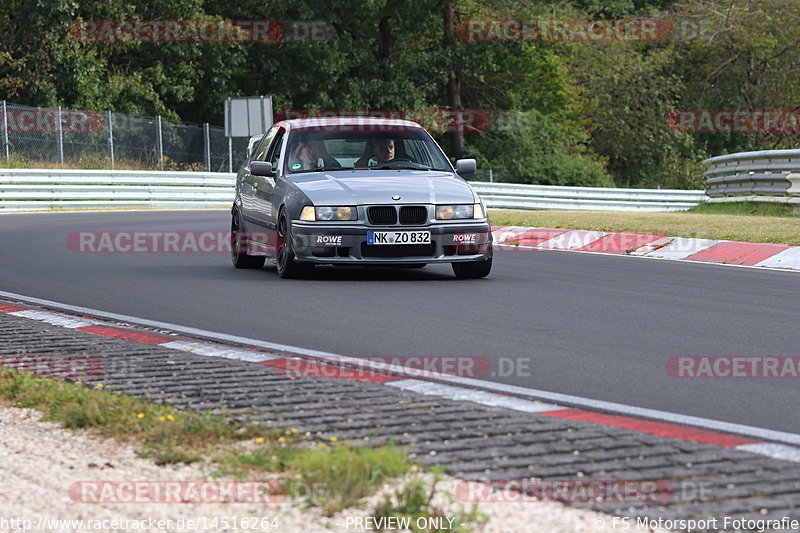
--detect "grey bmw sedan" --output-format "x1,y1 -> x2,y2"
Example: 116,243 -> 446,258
231,116 -> 492,279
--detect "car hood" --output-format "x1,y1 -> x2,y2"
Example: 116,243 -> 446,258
290,170 -> 476,206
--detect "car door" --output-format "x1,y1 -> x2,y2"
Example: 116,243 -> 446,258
240,127 -> 276,227
252,127 -> 285,232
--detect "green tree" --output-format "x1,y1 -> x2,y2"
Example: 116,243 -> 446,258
670,0 -> 800,153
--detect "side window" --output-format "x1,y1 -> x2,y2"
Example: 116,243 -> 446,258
267,129 -> 286,170
252,127 -> 276,163
409,139 -> 433,167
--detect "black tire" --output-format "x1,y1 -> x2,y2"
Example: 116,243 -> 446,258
452,258 -> 492,279
231,208 -> 265,269
276,209 -> 314,279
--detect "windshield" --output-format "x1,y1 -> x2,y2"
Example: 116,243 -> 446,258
284,127 -> 453,173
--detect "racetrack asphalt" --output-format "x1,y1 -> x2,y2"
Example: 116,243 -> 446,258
2,210 -> 798,434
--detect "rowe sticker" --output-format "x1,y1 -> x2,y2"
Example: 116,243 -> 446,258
315,235 -> 343,246
452,233 -> 478,244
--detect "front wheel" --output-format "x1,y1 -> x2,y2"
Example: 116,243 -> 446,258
452,258 -> 492,279
276,210 -> 314,279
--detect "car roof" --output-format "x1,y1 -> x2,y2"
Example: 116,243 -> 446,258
278,116 -> 424,130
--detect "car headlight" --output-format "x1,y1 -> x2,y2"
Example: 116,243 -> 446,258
300,206 -> 357,221
436,204 -> 484,220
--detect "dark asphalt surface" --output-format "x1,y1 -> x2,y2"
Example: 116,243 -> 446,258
2,211 -> 798,433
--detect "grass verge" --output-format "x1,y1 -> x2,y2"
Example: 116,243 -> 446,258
0,367 -> 477,525
489,202 -> 800,246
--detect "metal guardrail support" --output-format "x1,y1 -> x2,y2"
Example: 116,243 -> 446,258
703,150 -> 800,209
156,115 -> 164,171
56,106 -> 64,166
1,100 -> 8,160
106,110 -> 115,169
203,123 -> 211,172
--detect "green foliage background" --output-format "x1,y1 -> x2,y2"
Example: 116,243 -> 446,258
2,0 -> 798,188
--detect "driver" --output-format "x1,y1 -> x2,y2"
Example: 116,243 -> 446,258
356,138 -> 395,167
371,138 -> 395,164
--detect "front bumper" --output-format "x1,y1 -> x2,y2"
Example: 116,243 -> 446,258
290,220 -> 493,264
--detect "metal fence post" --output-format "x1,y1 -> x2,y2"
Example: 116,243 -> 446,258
228,137 -> 233,173
156,115 -> 164,170
488,169 -> 493,183
204,123 -> 211,172
106,110 -> 115,169
56,105 -> 64,166
2,100 -> 8,160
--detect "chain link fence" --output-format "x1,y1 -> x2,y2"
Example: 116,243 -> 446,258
0,101 -> 248,172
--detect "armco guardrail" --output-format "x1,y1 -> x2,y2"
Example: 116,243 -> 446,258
703,149 -> 800,206
0,168 -> 235,211
0,168 -> 706,212
470,181 -> 705,212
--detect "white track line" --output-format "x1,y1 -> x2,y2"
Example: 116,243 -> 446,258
387,379 -> 562,413
10,309 -> 98,329
160,340 -> 281,363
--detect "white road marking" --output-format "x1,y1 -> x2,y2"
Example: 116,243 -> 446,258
736,443 -> 800,463
160,340 -> 280,363
756,247 -> 800,269
637,237 -> 722,260
10,309 -> 97,329
387,379 -> 563,413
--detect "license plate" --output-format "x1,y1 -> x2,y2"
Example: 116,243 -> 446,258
367,231 -> 431,245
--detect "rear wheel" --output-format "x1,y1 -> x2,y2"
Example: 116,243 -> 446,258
452,258 -> 492,279
231,208 -> 265,269
276,209 -> 314,279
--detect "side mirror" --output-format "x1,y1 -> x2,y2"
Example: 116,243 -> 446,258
250,161 -> 274,176
455,158 -> 476,175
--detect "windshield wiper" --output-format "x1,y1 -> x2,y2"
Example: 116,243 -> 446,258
370,164 -> 431,171
310,166 -> 351,172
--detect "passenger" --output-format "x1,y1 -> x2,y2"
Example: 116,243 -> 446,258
292,142 -> 318,170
